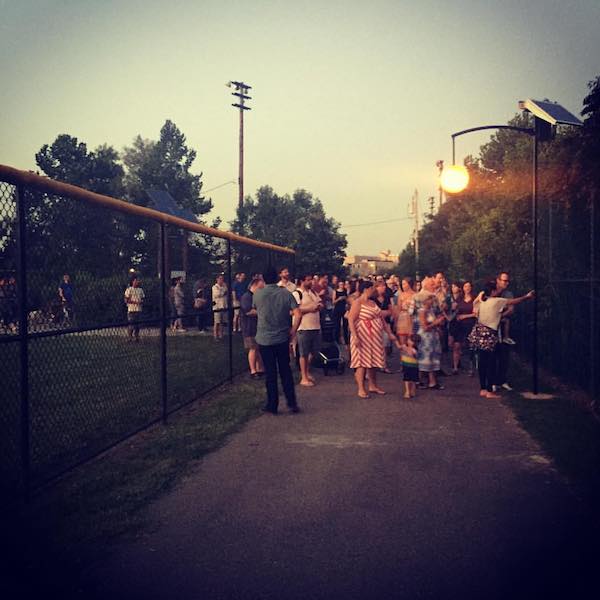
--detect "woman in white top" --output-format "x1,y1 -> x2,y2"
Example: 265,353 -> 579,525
474,282 -> 534,398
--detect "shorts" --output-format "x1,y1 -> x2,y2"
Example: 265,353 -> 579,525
402,365 -> 419,382
297,329 -> 321,357
244,336 -> 258,350
213,309 -> 228,324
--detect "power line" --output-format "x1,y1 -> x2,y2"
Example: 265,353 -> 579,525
341,216 -> 414,228
203,180 -> 236,194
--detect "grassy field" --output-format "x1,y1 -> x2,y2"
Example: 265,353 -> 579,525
0,327 -> 247,493
3,376 -> 266,598
504,357 -> 600,512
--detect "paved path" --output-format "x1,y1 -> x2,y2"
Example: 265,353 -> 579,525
81,364 -> 595,599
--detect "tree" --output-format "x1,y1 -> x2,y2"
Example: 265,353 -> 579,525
33,134 -> 132,279
231,186 -> 347,275
123,120 -> 211,216
122,120 -> 213,275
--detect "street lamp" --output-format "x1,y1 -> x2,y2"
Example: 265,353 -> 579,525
442,99 -> 582,397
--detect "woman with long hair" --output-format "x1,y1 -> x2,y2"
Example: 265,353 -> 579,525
455,280 -> 477,376
446,281 -> 463,374
348,280 -> 390,398
394,276 -> 416,346
472,282 -> 534,398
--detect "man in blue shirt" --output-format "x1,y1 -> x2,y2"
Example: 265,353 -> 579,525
253,266 -> 302,414
58,273 -> 74,324
232,272 -> 248,333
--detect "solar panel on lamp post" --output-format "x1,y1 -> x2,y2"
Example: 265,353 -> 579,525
442,99 -> 583,398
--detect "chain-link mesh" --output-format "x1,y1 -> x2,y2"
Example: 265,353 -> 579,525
0,173 -> 295,497
0,182 -> 21,495
512,190 -> 599,399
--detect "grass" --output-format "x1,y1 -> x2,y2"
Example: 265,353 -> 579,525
4,375 -> 265,597
503,356 -> 600,513
0,328 -> 247,493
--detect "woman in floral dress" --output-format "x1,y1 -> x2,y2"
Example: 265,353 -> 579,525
417,294 -> 445,389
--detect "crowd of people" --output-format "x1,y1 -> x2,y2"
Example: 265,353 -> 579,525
2,264 -> 533,414
235,267 -> 534,413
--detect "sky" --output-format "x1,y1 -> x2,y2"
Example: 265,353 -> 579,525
1,0 -> 599,255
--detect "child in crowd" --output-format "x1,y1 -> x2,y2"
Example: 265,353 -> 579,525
398,334 -> 420,399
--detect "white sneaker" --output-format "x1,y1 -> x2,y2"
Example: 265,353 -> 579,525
501,382 -> 513,391
503,337 -> 516,345
492,385 -> 499,392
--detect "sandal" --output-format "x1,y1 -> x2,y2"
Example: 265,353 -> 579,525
358,391 -> 370,398
368,388 -> 387,395
428,383 -> 444,390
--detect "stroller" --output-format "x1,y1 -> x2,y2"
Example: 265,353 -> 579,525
313,309 -> 346,376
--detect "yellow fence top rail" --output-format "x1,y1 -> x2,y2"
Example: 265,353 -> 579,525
0,164 -> 294,255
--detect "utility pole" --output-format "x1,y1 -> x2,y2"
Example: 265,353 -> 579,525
409,189 -> 420,282
436,159 -> 444,210
227,81 -> 252,213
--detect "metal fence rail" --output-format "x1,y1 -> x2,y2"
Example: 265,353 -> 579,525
0,165 -> 295,500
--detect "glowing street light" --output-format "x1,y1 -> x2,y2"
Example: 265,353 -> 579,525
440,164 -> 469,194
446,99 -> 582,397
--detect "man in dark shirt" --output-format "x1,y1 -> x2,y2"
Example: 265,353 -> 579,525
58,274 -> 74,324
240,276 -> 265,378
232,272 -> 248,333
253,266 -> 302,414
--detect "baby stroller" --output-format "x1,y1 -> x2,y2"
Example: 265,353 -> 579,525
314,309 -> 346,375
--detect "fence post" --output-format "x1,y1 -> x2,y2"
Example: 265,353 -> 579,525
16,185 -> 30,499
227,239 -> 233,382
160,223 -> 168,422
591,194 -> 596,408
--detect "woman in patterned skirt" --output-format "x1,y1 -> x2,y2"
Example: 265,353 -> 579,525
348,280 -> 395,398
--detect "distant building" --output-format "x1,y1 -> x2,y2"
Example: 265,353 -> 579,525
344,250 -> 399,277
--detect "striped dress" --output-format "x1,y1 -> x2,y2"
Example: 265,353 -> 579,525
350,301 -> 385,369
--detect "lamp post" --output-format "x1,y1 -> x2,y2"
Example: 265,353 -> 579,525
442,99 -> 582,397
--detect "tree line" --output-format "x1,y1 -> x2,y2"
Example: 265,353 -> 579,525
397,75 -> 600,394
18,119 -> 347,282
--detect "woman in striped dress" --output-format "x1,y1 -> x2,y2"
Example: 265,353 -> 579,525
348,280 -> 394,398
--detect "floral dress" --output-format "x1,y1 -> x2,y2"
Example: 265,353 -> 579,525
417,308 -> 441,372
350,302 -> 385,369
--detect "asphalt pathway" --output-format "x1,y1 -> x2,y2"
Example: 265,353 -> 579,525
80,361 -> 596,599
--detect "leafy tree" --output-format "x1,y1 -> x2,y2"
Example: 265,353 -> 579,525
32,134 -> 132,280
123,120 -> 211,216
122,120 -> 213,275
231,186 -> 347,275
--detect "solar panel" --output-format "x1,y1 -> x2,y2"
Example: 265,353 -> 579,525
145,189 -> 198,223
519,99 -> 582,126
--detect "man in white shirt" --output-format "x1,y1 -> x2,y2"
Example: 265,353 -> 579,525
124,276 -> 145,342
212,274 -> 228,340
277,267 -> 296,293
293,274 -> 323,386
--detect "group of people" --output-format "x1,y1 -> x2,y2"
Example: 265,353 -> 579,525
238,267 -> 534,414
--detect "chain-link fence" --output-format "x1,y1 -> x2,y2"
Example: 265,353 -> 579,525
0,166 -> 295,500
511,188 -> 598,404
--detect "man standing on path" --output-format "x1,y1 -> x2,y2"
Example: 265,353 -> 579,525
253,266 -> 302,414
293,274 -> 323,387
124,275 -> 145,342
493,270 -> 515,392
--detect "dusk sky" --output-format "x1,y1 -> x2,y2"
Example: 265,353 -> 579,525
1,0 -> 598,255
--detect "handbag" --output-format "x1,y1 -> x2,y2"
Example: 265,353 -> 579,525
467,322 -> 498,352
